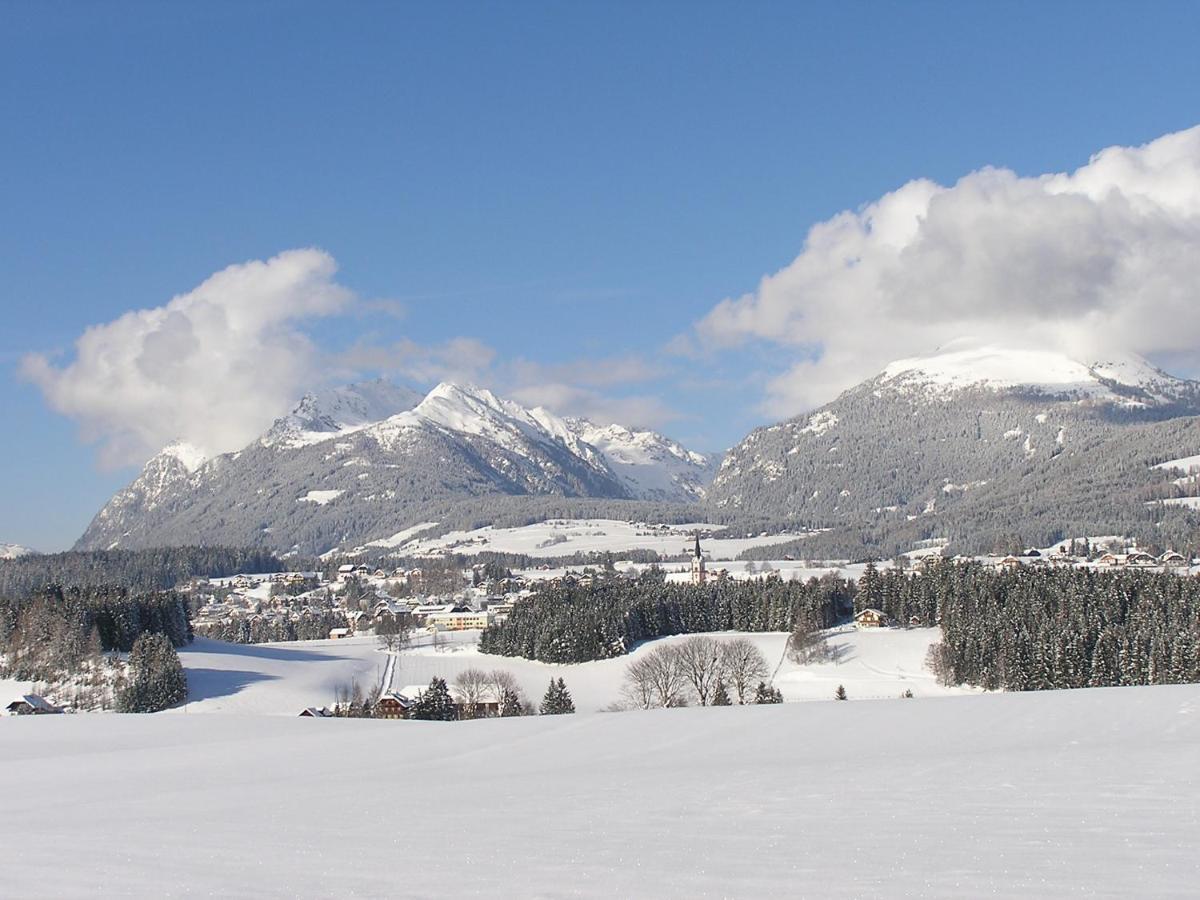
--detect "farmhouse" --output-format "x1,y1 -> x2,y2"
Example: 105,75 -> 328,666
298,707 -> 333,718
375,692 -> 415,720
6,695 -> 62,715
854,608 -> 888,629
328,627 -> 351,640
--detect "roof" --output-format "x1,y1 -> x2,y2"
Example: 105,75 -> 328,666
854,608 -> 886,618
7,694 -> 60,713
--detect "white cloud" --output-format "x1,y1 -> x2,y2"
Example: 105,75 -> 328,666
22,249 -> 352,467
692,125 -> 1200,416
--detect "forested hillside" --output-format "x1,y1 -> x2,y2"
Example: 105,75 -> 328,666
479,571 -> 853,663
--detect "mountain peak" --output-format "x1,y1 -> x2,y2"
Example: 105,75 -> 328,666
877,344 -> 1196,407
263,379 -> 423,448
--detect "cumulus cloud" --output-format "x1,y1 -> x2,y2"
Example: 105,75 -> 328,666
692,125 -> 1200,416
22,249 -> 352,466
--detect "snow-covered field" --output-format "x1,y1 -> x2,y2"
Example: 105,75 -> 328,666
387,518 -> 809,559
3,683 -> 1197,897
173,626 -> 963,715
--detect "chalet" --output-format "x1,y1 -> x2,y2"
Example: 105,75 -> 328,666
1097,553 -> 1124,566
1127,552 -> 1158,567
6,694 -> 62,715
328,627 -> 351,640
349,611 -> 372,632
854,608 -> 888,629
996,556 -> 1022,571
337,564 -> 356,581
375,692 -> 416,720
1160,551 -> 1187,567
298,706 -> 333,718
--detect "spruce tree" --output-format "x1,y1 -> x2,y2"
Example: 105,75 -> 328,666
116,632 -> 187,713
412,677 -> 458,721
753,681 -> 783,704
499,688 -> 523,717
540,677 -> 575,714
834,684 -> 848,701
712,680 -> 732,706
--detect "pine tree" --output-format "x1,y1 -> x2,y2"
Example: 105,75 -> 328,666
499,688 -> 523,717
753,681 -> 783,704
411,677 -> 458,721
540,677 -> 576,714
116,632 -> 187,713
711,680 -> 732,706
834,684 -> 848,701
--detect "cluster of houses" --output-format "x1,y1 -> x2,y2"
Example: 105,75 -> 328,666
988,547 -> 1191,572
298,683 -> 506,720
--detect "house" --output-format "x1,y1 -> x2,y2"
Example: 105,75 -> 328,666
854,608 -> 888,629
997,556 -> 1022,571
298,706 -> 333,718
6,694 -> 62,715
1160,551 -> 1187,567
375,691 -> 415,720
337,564 -> 356,581
1127,551 -> 1158,567
1097,553 -> 1124,566
328,627 -> 351,640
425,610 -> 492,632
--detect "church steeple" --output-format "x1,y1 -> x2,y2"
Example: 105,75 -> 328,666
694,532 -> 702,559
690,531 -> 706,584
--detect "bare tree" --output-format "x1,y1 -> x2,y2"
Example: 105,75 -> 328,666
675,636 -> 725,706
720,637 -> 770,704
623,644 -> 688,709
454,668 -> 490,719
486,669 -> 521,707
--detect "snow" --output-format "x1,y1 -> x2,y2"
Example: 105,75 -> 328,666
297,489 -> 344,505
173,625 -> 963,717
365,521 -> 441,548
391,519 -> 808,559
879,343 -> 1187,405
0,543 -> 37,559
568,419 -> 715,500
160,440 -> 208,473
1159,496 -> 1200,509
799,410 -> 839,435
3,683 -> 1197,897
262,379 -> 423,449
1155,454 -> 1200,474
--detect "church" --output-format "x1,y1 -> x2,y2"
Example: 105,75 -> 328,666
690,532 -> 706,585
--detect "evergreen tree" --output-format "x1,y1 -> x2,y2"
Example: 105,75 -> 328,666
753,681 -> 783,704
834,684 -> 848,701
540,677 -> 576,715
411,677 -> 458,721
711,680 -> 732,706
116,632 -> 187,713
499,688 -> 523,717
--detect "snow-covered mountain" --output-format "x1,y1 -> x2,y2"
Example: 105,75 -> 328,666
566,419 -> 716,502
878,344 -> 1200,408
0,543 -> 37,560
261,379 -> 423,449
712,345 -> 1200,557
76,381 -> 716,553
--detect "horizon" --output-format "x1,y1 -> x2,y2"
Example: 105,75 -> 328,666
5,4 -> 1200,549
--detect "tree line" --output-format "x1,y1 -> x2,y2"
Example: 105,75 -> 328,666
853,560 -> 1200,690
479,571 -> 853,663
0,546 -> 284,598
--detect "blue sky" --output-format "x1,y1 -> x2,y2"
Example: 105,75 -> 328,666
4,2 -> 1200,550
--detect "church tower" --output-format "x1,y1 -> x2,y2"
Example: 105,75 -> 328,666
690,532 -> 706,585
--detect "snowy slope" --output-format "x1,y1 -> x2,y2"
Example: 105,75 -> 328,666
388,518 -> 808,560
3,684 -> 1197,897
567,418 -> 717,501
175,626 -> 962,716
261,379 -> 422,448
0,543 -> 37,560
880,343 -> 1199,407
